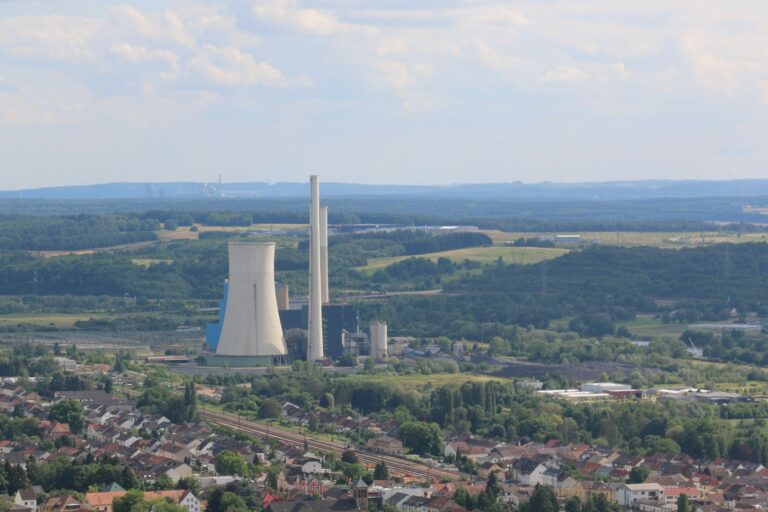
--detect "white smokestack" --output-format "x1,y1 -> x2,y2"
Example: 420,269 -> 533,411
308,175 -> 324,360
216,242 -> 287,356
320,206 -> 329,304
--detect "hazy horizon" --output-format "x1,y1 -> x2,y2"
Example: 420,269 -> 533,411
1,1 -> 767,189
7,176 -> 768,193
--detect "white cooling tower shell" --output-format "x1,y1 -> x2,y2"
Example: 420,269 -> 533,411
215,242 -> 287,356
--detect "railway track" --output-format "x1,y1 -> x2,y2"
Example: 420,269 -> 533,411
201,410 -> 462,481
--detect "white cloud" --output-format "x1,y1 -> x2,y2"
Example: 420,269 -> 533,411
689,54 -> 759,97
4,0 -> 768,186
373,59 -> 431,90
0,15 -> 100,61
446,5 -> 529,27
187,44 -> 285,86
540,65 -> 591,82
0,81 -> 91,125
473,41 -> 526,72
107,5 -> 196,48
110,43 -> 181,80
609,63 -> 629,80
253,0 -> 373,36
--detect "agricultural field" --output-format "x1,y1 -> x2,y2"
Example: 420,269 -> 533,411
30,240 -> 158,258
157,227 -> 197,241
157,224 -> 306,242
0,313 -> 109,329
359,246 -> 570,272
616,315 -> 690,338
484,230 -> 768,249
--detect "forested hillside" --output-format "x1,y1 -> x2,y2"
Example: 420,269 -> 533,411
358,243 -> 768,338
450,243 -> 768,310
0,215 -> 158,250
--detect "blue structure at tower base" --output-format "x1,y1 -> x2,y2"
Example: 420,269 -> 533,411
204,354 -> 290,367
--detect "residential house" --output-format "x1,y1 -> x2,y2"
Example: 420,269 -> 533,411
86,490 -> 199,512
386,492 -> 412,510
663,486 -> 701,504
367,436 -> 405,455
266,498 -> 358,512
582,481 -> 617,503
40,496 -> 91,512
14,489 -> 38,512
617,483 -> 665,507
510,458 -> 548,486
39,421 -> 71,440
402,495 -> 431,512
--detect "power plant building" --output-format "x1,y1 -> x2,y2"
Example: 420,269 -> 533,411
205,242 -> 288,366
279,303 -> 358,360
276,283 -> 290,311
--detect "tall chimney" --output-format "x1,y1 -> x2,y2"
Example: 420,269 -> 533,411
320,206 -> 329,304
308,175 -> 324,360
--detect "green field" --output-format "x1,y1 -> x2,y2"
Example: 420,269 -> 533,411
615,315 -> 690,337
359,246 -> 570,272
0,313 -> 109,328
158,224 -> 308,242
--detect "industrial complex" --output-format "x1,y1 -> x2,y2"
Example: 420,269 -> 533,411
204,175 -> 387,366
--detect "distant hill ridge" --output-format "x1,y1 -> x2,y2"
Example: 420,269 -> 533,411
5,179 -> 768,200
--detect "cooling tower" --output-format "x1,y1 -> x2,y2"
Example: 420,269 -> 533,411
320,206 -> 329,304
308,176 -> 324,360
215,242 -> 287,357
370,320 -> 388,359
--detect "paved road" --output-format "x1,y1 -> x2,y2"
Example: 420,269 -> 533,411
337,289 -> 443,300
201,410 -> 462,482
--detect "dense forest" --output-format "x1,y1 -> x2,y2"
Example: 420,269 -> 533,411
448,243 -> 768,318
0,214 -> 158,250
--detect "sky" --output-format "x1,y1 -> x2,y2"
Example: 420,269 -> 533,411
0,0 -> 767,189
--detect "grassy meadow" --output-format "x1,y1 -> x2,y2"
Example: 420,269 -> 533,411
0,313 -> 110,329
359,246 -> 570,272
